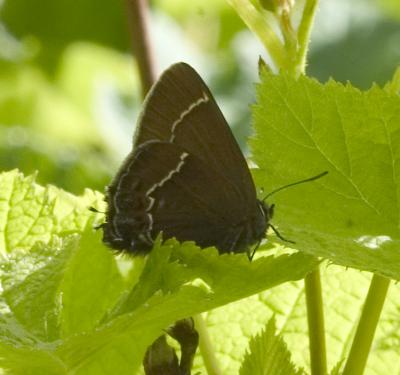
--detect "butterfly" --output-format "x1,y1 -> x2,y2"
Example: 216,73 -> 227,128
101,63 -> 326,257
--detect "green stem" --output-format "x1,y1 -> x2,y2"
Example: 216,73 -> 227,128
299,3 -> 326,366
342,274 -> 390,375
305,268 -> 327,375
193,314 -> 223,375
295,0 -> 319,76
277,9 -> 298,77
227,0 -> 287,70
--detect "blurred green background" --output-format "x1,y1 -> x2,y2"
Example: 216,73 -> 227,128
0,0 -> 399,194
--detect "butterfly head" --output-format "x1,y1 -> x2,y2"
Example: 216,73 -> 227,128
258,200 -> 274,223
249,199 -> 274,245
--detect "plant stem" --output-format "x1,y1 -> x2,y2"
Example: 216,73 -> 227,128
305,268 -> 327,375
193,314 -> 223,375
296,3 -> 327,373
125,0 -> 156,98
296,0 -> 319,76
227,0 -> 287,71
342,274 -> 390,375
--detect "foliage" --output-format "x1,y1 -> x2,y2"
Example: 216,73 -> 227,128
0,170 -> 317,374
252,71 -> 400,280
0,0 -> 400,374
240,317 -> 305,375
0,43 -> 139,193
1,63 -> 400,373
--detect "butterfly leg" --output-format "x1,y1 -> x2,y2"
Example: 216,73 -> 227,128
269,224 -> 295,244
247,239 -> 262,261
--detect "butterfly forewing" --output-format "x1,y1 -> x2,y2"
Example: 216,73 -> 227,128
134,63 -> 257,209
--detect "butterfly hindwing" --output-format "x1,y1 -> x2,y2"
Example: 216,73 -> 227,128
104,141 -> 258,254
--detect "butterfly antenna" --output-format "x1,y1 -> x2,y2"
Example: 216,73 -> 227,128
262,171 -> 328,202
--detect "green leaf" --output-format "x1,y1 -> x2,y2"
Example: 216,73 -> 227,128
251,71 -> 400,280
2,237 -> 78,341
330,360 -> 344,375
0,232 -> 141,374
240,317 -> 305,375
117,240 -> 319,317
196,263 -> 400,374
58,230 -> 132,337
2,170 -> 400,374
0,170 -> 318,374
0,343 -> 67,375
0,237 -> 317,374
0,169 -> 102,253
